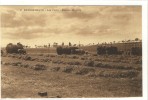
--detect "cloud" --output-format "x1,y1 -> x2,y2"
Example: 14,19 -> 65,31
62,6 -> 100,19
99,6 -> 141,14
1,10 -> 47,28
63,11 -> 98,19
1,6 -> 142,47
2,26 -> 65,39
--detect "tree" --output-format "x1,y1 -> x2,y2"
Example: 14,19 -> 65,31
127,40 -> 131,42
69,42 -> 71,46
122,40 -> 125,43
134,38 -> 139,47
135,38 -> 139,42
62,42 -> 64,46
48,43 -> 50,48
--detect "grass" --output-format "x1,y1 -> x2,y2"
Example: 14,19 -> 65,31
26,48 -> 56,54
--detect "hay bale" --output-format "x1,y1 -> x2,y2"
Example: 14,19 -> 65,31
50,54 -> 56,57
125,70 -> 139,78
52,60 -> 63,64
38,54 -> 44,56
38,59 -> 44,62
94,58 -> 100,62
62,66 -> 74,73
87,72 -> 97,77
18,56 -> 22,59
92,54 -> 97,56
116,65 -> 132,70
38,92 -> 48,97
98,70 -> 139,78
75,68 -> 95,75
134,66 -> 142,71
23,56 -> 32,61
67,61 -> 81,65
135,59 -> 142,64
7,54 -> 12,57
97,63 -> 111,68
31,58 -> 38,61
95,63 -> 133,70
84,60 -> 94,67
2,62 -> 10,65
72,56 -> 79,59
33,64 -> 47,70
94,62 -> 103,67
11,62 -> 22,66
81,57 -> 86,60
43,58 -> 51,62
22,64 -> 29,68
50,67 -> 60,72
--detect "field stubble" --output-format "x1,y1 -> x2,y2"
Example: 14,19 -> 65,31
1,50 -> 142,98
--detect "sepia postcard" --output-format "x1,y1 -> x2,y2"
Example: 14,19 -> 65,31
0,4 -> 147,99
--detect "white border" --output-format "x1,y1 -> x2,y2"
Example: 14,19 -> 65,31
0,0 -> 147,100
142,1 -> 148,100
0,0 -> 147,5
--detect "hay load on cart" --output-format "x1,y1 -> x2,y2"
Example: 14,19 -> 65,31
56,46 -> 85,55
6,42 -> 26,54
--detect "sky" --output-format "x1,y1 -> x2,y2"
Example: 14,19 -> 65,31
0,6 -> 142,47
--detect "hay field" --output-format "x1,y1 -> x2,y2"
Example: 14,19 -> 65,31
1,48 -> 142,98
